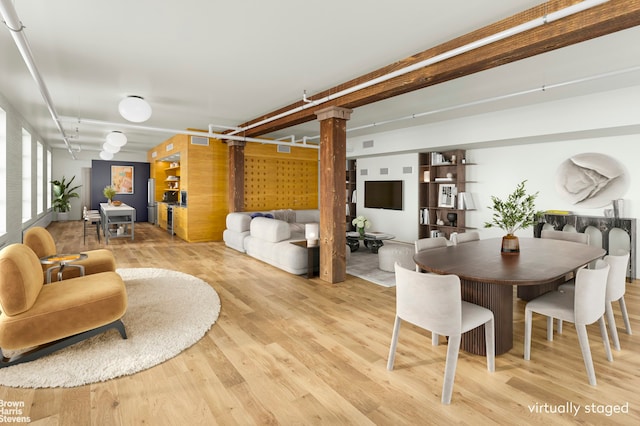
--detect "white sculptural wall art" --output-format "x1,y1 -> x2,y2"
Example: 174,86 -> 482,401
555,152 -> 629,208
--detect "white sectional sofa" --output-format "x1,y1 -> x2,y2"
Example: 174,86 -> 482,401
223,209 -> 320,275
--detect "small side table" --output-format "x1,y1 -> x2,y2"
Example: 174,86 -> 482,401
290,240 -> 320,278
40,253 -> 88,283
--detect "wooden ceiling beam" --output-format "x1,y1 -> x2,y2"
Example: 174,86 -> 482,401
238,0 -> 640,138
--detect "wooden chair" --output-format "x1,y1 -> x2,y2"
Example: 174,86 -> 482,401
387,263 -> 495,404
524,260 -> 612,386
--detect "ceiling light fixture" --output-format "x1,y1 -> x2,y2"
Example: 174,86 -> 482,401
99,150 -> 114,160
102,142 -> 120,154
118,95 -> 152,123
106,130 -> 127,147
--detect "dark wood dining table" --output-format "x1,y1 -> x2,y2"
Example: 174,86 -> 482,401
413,237 -> 606,356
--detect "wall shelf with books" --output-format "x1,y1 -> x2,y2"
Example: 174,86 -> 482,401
346,159 -> 357,231
418,149 -> 476,240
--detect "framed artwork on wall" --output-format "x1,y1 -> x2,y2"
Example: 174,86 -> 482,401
111,165 -> 134,194
438,183 -> 456,208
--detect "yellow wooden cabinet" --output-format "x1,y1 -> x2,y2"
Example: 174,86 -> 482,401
173,206 -> 187,240
157,202 -> 168,230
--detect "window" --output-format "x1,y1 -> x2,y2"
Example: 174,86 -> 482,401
37,141 -> 44,214
0,107 -> 6,235
47,149 -> 51,211
22,129 -> 32,223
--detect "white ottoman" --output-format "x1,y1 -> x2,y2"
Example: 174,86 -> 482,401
378,243 -> 415,272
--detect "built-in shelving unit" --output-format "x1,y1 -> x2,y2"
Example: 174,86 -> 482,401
346,159 -> 357,231
418,149 -> 476,240
164,162 -> 180,190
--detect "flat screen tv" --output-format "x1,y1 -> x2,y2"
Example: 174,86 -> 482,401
364,180 -> 403,210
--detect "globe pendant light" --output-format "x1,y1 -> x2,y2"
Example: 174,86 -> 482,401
99,150 -> 114,160
106,131 -> 127,147
103,141 -> 120,154
118,96 -> 152,122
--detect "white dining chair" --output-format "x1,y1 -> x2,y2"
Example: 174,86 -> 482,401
541,228 -> 590,284
450,231 -> 479,245
540,229 -> 589,245
414,237 -> 448,271
414,236 -> 449,345
524,260 -> 612,386
387,263 -> 495,404
557,251 -> 631,350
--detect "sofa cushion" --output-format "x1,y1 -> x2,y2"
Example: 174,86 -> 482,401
271,209 -> 295,222
223,229 -> 250,252
0,244 -> 43,315
250,217 -> 291,243
226,212 -> 252,232
295,209 -> 320,223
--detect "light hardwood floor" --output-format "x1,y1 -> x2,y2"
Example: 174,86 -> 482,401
2,221 -> 640,425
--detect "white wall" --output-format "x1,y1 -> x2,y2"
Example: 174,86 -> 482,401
347,85 -> 640,270
347,85 -> 640,156
355,154 -> 418,243
465,137 -> 638,240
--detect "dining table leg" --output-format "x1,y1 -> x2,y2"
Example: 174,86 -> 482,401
460,279 -> 513,356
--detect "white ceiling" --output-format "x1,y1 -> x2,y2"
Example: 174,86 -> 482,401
1,0 -> 639,158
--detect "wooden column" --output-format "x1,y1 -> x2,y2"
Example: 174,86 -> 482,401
316,106 -> 352,284
227,140 -> 245,212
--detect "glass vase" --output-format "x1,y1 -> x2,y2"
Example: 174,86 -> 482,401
501,234 -> 520,255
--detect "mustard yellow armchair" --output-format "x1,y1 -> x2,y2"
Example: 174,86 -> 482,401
24,226 -> 116,283
0,244 -> 127,368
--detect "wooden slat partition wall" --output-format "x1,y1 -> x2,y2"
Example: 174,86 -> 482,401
243,143 -> 318,211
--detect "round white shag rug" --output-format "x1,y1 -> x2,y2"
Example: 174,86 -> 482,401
0,268 -> 221,388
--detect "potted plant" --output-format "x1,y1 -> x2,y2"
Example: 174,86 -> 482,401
484,180 -> 541,254
51,176 -> 81,221
103,185 -> 117,205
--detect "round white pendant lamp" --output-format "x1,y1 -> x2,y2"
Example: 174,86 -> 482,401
118,96 -> 152,123
99,150 -> 114,160
106,131 -> 127,147
103,141 -> 120,154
